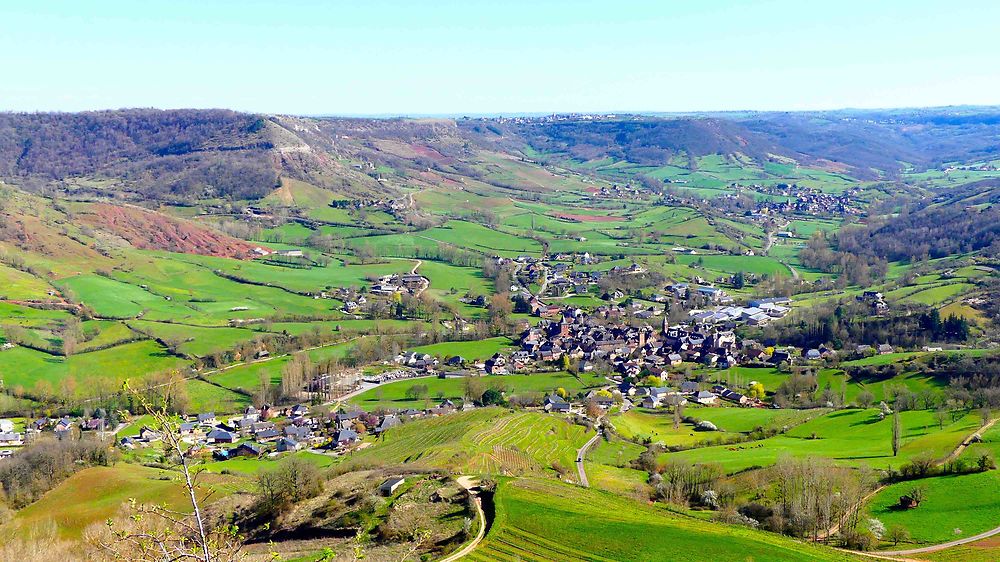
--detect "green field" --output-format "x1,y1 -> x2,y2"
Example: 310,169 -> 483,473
675,254 -> 791,277
667,409 -> 981,473
129,320 -> 262,357
349,408 -> 591,476
208,338 -> 360,392
419,259 -> 495,316
0,263 -> 55,301
410,336 -> 514,360
196,449 -> 336,474
1,107 -> 999,562
178,252 -> 414,294
959,422 -> 1000,462
865,471 -> 1000,548
348,371 -> 605,411
612,407 -> 823,448
8,464 -> 238,539
1,340 -> 187,393
185,378 -> 251,411
468,478 -> 859,561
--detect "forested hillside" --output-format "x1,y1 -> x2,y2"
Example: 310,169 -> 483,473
739,107 -> 1000,176
0,110 -> 399,201
834,179 -> 1000,262
0,109 -> 281,199
485,117 -> 800,165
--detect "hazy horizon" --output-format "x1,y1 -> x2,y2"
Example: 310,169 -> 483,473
3,103 -> 998,120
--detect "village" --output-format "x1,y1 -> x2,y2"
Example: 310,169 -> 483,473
735,183 -> 864,217
0,249 -> 902,468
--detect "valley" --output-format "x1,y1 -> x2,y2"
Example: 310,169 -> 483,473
0,108 -> 997,561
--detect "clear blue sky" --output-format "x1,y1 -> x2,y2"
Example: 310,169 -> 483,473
1,0 -> 997,115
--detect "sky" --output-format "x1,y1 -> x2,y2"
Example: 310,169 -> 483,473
1,0 -> 998,115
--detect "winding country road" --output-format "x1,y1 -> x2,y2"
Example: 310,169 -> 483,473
575,427 -> 603,488
440,476 -> 486,562
876,524 -> 1000,557
409,259 -> 429,297
763,231 -> 776,255
782,260 -> 800,280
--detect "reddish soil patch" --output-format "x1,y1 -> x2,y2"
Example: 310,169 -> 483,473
410,144 -> 452,163
551,211 -> 621,223
813,158 -> 853,174
419,170 -> 462,186
88,204 -> 267,259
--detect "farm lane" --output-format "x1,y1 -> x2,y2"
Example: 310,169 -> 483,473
575,425 -> 603,488
876,521 -> 1000,556
440,476 -> 487,562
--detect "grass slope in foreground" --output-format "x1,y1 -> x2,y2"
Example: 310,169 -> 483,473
467,478 -> 858,561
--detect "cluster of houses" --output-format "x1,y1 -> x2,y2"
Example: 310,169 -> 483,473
328,195 -> 407,213
481,112 -> 621,126
619,381 -> 758,410
114,405 -> 318,459
666,283 -> 734,304
516,305 -> 781,376
341,292 -> 369,313
369,273 -> 428,297
858,290 -> 889,315
736,184 -> 863,217
542,389 -> 614,413
855,343 -> 896,357
366,367 -> 432,383
0,419 -> 24,452
544,267 -> 604,298
509,298 -> 856,380
117,398 -> 486,464
336,273 -> 429,313
688,297 -> 792,327
496,255 -> 604,300
596,183 -> 643,199
0,415 -> 115,451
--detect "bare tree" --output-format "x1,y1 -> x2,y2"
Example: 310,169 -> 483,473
90,380 -> 244,561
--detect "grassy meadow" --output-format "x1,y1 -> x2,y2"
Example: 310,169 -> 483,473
467,478 -> 860,561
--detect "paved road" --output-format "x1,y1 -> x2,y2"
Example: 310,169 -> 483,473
855,417 -> 1000,557
876,523 -> 1000,556
575,428 -> 603,488
941,417 -> 997,464
440,476 -> 486,562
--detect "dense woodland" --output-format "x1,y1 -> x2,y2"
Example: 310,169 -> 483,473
0,110 -> 286,200
754,301 -> 970,350
741,107 -> 1000,175
837,189 -> 1000,262
491,118 -> 793,165
477,107 -> 1000,179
